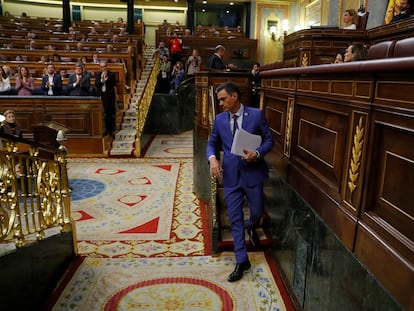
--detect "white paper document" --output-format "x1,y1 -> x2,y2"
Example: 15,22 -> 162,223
231,128 -> 262,156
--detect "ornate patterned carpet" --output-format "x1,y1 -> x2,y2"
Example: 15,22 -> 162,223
49,132 -> 292,310
142,130 -> 193,158
68,157 -> 206,258
52,252 -> 289,311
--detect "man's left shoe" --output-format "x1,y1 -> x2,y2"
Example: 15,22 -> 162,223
247,228 -> 260,247
227,260 -> 251,282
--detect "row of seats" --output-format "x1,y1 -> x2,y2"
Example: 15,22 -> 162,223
368,37 -> 414,59
259,37 -> 414,72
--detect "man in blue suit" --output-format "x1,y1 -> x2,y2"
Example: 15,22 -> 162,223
206,81 -> 274,282
41,63 -> 62,96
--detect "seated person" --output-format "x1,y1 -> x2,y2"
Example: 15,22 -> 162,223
333,51 -> 345,63
0,109 -> 23,138
390,0 -> 412,23
342,9 -> 359,29
344,43 -> 367,62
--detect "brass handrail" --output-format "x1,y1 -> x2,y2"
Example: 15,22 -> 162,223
134,55 -> 159,156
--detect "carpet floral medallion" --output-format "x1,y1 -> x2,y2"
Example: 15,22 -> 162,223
52,252 -> 287,311
67,158 -> 206,258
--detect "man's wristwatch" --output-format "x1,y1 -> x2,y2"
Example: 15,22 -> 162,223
255,151 -> 260,159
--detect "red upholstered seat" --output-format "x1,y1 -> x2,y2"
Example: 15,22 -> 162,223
392,37 -> 414,58
357,12 -> 369,30
367,41 -> 395,59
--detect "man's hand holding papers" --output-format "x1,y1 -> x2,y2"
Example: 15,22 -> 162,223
231,128 -> 262,162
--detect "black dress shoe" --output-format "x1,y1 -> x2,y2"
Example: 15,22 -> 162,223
227,260 -> 251,282
247,228 -> 260,247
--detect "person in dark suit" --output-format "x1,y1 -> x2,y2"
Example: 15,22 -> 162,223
41,63 -> 62,95
390,0 -> 412,23
95,61 -> 117,137
206,81 -> 274,282
206,45 -> 236,70
206,45 -> 226,69
67,63 -> 92,96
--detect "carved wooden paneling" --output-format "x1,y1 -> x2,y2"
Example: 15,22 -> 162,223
342,112 -> 369,214
261,60 -> 414,310
354,223 -> 414,311
0,97 -> 104,153
297,79 -> 373,99
264,96 -> 286,147
291,100 -> 349,198
360,112 -> 414,260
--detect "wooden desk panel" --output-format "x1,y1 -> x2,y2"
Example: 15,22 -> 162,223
0,96 -> 105,154
260,58 -> 414,311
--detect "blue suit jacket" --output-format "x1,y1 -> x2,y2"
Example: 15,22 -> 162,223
41,73 -> 62,95
206,106 -> 274,188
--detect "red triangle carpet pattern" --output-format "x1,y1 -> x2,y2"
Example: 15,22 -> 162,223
46,131 -> 294,310
118,217 -> 159,234
68,158 -> 207,258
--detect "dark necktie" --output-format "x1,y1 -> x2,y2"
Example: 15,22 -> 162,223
232,114 -> 239,136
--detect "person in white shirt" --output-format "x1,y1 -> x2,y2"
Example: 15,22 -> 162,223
41,63 -> 63,96
0,66 -> 11,94
186,49 -> 202,76
342,9 -> 359,29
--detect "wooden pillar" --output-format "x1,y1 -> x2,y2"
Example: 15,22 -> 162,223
62,0 -> 71,33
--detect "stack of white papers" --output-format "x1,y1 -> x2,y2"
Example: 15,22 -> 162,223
231,128 -> 262,156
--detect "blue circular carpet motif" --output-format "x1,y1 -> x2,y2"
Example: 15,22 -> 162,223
69,178 -> 105,201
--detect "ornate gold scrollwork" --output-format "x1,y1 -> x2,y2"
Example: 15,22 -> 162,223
301,53 -> 309,67
202,88 -> 208,126
135,56 -> 159,157
210,176 -> 217,230
348,116 -> 364,193
0,141 -> 73,248
284,98 -> 294,157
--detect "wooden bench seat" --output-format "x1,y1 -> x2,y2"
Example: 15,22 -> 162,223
0,16 -> 143,37
155,34 -> 257,70
0,49 -> 135,83
0,96 -> 107,154
3,61 -> 126,103
0,37 -> 139,58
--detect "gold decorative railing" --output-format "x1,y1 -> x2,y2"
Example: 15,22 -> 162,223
134,55 -> 159,156
0,134 -> 73,250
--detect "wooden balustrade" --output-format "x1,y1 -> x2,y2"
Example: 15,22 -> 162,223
259,55 -> 414,311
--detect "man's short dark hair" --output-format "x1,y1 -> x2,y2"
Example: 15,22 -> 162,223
216,81 -> 241,97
